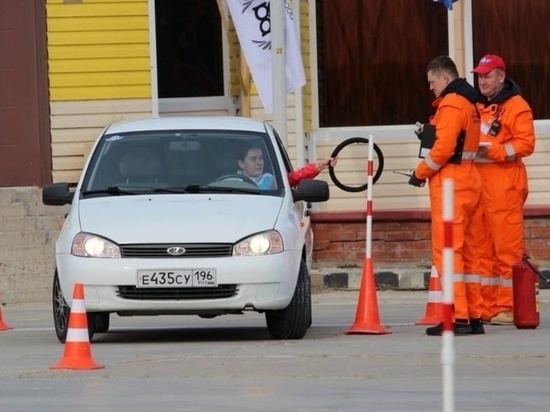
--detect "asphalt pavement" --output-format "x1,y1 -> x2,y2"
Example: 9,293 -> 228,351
1,290 -> 550,412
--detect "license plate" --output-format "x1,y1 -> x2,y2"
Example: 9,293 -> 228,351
137,269 -> 217,288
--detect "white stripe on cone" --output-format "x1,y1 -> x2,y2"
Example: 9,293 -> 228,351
66,327 -> 90,343
428,291 -> 444,301
71,299 -> 86,313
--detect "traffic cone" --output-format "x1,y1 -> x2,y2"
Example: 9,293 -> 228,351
0,303 -> 12,331
50,283 -> 104,370
415,265 -> 443,325
346,258 -> 391,334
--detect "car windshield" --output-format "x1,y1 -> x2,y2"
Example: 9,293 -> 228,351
80,129 -> 284,198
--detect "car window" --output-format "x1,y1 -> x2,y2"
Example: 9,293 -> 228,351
81,130 -> 284,197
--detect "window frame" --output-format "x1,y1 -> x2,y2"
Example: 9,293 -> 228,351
148,0 -> 234,117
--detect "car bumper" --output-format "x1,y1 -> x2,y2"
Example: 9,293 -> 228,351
56,252 -> 303,314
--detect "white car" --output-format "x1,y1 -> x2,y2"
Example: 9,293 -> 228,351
43,116 -> 329,342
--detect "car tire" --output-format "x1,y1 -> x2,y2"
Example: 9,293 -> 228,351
52,270 -> 70,343
266,259 -> 312,340
52,270 -> 95,343
89,312 -> 110,334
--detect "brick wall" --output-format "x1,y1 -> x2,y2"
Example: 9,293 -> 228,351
312,209 -> 550,269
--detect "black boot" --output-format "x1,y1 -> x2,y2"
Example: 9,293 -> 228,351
453,319 -> 472,335
426,320 -> 472,336
426,322 -> 444,336
469,318 -> 485,335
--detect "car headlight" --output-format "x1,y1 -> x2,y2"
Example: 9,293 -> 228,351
72,232 -> 121,258
233,230 -> 284,256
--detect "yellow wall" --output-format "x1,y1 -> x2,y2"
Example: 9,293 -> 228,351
46,0 -> 150,101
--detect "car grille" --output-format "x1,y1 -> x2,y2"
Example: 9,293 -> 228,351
120,243 -> 233,258
117,285 -> 238,300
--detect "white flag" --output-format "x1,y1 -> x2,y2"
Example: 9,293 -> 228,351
226,0 -> 306,113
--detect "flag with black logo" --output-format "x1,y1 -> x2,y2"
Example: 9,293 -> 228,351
227,0 -> 306,113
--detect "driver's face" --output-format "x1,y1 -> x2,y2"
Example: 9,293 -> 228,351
238,148 -> 264,177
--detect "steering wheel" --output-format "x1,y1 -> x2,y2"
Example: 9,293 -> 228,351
211,174 -> 258,186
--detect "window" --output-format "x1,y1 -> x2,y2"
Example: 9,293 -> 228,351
316,0 -> 449,127
155,0 -> 224,98
472,0 -> 550,119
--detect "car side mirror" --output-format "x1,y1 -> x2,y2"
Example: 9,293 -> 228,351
292,179 -> 329,203
42,182 -> 75,206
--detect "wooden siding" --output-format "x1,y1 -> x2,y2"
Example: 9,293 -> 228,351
46,0 -> 150,101
50,99 -> 152,183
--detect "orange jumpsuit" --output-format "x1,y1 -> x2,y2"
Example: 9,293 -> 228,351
414,78 -> 483,322
474,78 -> 535,319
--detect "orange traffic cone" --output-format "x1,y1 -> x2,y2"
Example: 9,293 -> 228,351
346,258 -> 391,334
415,265 -> 443,325
0,303 -> 12,331
50,283 -> 104,370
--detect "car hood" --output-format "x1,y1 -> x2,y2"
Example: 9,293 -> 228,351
77,194 -> 283,243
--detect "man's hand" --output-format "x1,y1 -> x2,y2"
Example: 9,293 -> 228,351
408,173 -> 426,187
414,122 -> 424,141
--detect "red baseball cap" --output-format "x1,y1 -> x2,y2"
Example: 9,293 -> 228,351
472,54 -> 506,74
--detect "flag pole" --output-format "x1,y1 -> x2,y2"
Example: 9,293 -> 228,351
271,0 -> 287,146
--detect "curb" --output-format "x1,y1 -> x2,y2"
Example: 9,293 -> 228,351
311,267 -> 550,292
311,268 -> 429,291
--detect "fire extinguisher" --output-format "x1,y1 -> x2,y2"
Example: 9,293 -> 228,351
512,255 -> 550,329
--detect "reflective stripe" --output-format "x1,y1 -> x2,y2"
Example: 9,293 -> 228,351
464,274 -> 481,283
479,276 -> 512,287
480,277 -> 499,286
475,157 -> 519,164
453,273 -> 465,282
425,154 -> 442,171
504,142 -> 516,161
451,273 -> 483,284
500,278 -> 513,287
66,328 -> 90,342
475,157 -> 496,163
462,151 -> 477,160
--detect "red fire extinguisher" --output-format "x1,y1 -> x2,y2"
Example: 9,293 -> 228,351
512,259 -> 539,329
512,255 -> 549,329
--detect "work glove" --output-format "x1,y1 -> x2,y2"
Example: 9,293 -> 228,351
408,173 -> 426,187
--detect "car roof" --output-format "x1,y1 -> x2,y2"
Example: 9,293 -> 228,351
104,116 -> 269,135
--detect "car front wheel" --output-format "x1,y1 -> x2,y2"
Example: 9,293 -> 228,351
265,258 -> 312,339
52,270 -> 95,343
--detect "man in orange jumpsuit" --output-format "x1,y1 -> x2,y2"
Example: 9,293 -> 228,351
472,54 -> 535,325
409,55 -> 484,336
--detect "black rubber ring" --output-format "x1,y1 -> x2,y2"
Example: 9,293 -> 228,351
328,137 -> 384,193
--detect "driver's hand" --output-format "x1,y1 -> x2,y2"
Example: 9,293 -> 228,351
318,157 -> 338,172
